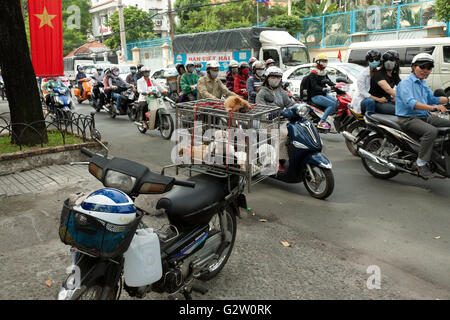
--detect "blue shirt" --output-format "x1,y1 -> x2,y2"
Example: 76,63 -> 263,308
395,73 -> 440,118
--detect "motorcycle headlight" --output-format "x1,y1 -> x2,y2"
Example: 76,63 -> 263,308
293,141 -> 309,149
55,97 -> 63,105
296,103 -> 310,118
104,170 -> 137,194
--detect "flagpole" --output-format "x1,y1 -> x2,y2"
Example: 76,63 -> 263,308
257,2 -> 259,26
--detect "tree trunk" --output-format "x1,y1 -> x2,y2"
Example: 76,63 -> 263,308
0,0 -> 47,146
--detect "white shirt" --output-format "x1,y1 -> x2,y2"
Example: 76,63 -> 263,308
350,67 -> 371,114
137,77 -> 164,102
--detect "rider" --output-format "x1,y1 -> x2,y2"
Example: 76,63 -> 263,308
195,62 -> 205,77
197,60 -> 236,100
308,54 -> 338,130
43,76 -> 66,111
226,60 -> 239,92
395,53 -> 450,179
180,62 -> 200,101
368,50 -> 401,115
134,64 -> 145,84
136,66 -> 164,129
175,63 -> 186,101
75,65 -> 87,98
350,49 -> 383,114
92,66 -> 105,107
256,66 -> 306,172
247,60 -> 265,104
265,58 -> 276,69
234,61 -> 250,100
110,66 -> 132,114
248,57 -> 257,77
126,65 -> 137,86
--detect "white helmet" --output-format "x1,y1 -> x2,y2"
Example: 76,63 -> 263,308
265,66 -> 283,77
206,60 -> 220,69
411,53 -> 434,66
141,66 -> 150,73
228,60 -> 239,68
74,188 -> 136,225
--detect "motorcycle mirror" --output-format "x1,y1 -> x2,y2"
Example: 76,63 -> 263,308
336,77 -> 349,84
434,89 -> 446,97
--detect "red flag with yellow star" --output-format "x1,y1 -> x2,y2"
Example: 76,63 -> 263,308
28,0 -> 63,77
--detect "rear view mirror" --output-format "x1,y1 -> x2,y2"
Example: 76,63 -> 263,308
434,89 -> 446,97
336,77 -> 349,84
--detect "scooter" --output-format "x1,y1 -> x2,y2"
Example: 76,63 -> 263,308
57,147 -> 246,300
271,104 -> 334,199
74,78 -> 94,104
103,86 -> 136,119
45,86 -> 74,120
166,73 -> 179,103
132,89 -> 174,140
91,81 -> 106,113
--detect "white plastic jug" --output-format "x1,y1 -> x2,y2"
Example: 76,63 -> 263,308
123,228 -> 162,287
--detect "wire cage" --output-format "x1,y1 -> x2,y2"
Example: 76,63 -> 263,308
173,99 -> 281,191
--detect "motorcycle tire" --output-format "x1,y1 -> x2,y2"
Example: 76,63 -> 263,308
127,107 -> 136,121
303,166 -> 334,200
361,134 -> 399,180
137,122 -> 147,134
198,206 -> 237,281
159,114 -> 174,140
344,121 -> 366,157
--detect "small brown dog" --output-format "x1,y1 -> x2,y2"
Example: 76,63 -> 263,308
224,96 -> 251,113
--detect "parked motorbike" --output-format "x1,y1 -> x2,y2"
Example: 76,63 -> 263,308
130,89 -> 174,140
271,104 -> 334,199
103,86 -> 136,119
57,147 -> 246,300
74,78 -> 93,104
357,96 -> 450,180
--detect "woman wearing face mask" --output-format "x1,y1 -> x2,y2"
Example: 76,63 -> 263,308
247,60 -> 266,104
368,50 -> 401,115
226,60 -> 239,92
308,54 -> 338,130
234,62 -> 250,99
197,60 -> 236,99
350,49 -> 383,115
180,62 -> 200,101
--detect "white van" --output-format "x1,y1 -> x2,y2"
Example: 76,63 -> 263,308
345,38 -> 450,94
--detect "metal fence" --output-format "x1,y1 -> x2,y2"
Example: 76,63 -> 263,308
300,0 -> 447,48
126,37 -> 172,69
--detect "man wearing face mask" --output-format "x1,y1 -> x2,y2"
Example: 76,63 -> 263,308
226,60 -> 239,92
180,62 -> 200,101
247,60 -> 265,104
234,61 -> 250,100
369,50 -> 401,115
126,65 -> 137,86
396,53 -> 450,179
197,60 -> 236,99
195,62 -> 205,77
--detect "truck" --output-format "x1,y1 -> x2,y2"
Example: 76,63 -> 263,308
173,27 -> 310,79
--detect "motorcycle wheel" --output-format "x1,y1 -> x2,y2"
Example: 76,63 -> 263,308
137,121 -> 147,134
159,114 -> 174,140
198,206 -> 237,281
361,134 -> 399,179
344,121 -> 366,157
127,107 -> 136,121
303,166 -> 334,199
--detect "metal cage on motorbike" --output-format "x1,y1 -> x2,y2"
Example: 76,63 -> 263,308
174,99 -> 281,191
59,199 -> 144,259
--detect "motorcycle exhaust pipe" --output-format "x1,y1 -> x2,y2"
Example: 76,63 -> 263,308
341,131 -> 357,143
358,148 -> 414,174
102,106 -> 109,112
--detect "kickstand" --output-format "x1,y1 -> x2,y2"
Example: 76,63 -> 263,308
182,283 -> 209,300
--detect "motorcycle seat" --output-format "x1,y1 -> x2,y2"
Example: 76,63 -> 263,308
437,127 -> 450,134
156,174 -> 239,226
366,113 -> 403,131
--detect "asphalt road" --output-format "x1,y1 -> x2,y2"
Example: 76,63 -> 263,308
0,100 -> 449,299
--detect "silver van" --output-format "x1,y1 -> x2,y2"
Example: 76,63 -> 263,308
345,38 -> 450,95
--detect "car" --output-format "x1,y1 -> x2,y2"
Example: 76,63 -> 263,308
282,62 -> 365,99
151,67 -> 178,90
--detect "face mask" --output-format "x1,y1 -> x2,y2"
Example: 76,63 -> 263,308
209,71 -> 218,79
131,70 -> 136,73
268,78 -> 281,88
188,66 -> 194,73
256,70 -> 265,77
113,71 -> 119,76
196,67 -> 201,71
369,61 -> 380,69
384,61 -> 396,70
143,73 -> 150,78
231,68 -> 238,74
241,69 -> 249,75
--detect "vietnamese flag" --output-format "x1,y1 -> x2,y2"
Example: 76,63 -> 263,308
338,50 -> 342,62
28,0 -> 63,77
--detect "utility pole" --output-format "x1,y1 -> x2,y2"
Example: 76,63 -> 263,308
167,0 -> 175,60
118,0 -> 127,62
288,0 -> 292,16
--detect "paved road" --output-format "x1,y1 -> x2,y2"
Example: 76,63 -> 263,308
0,100 -> 449,299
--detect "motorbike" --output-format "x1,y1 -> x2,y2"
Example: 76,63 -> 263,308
74,78 -> 94,104
60,77 -> 73,97
57,147 -> 246,300
166,74 -> 179,103
44,86 -> 74,119
91,81 -> 106,113
271,104 -> 334,199
103,86 -> 136,119
129,89 -> 174,140
357,96 -> 450,180
0,79 -> 5,101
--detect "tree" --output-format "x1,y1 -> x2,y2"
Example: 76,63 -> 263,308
105,6 -> 156,50
306,0 -> 338,17
435,0 -> 450,25
266,14 -> 303,37
0,1 -> 47,146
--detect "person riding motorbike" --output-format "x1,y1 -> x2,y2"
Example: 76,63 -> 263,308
265,58 -> 276,69
126,65 -> 137,86
248,57 -> 257,77
197,60 -> 236,100
226,60 -> 239,92
395,53 -> 450,179
110,66 -> 133,114
247,60 -> 265,104
180,62 -> 200,101
307,54 -> 338,130
175,63 -> 186,101
92,66 -> 105,108
350,49 -> 383,114
75,65 -> 87,98
195,62 -> 205,77
136,67 -> 165,129
368,50 -> 401,115
234,62 -> 250,100
103,68 -> 113,106
256,66 -> 307,172
43,76 -> 67,112
134,64 -> 145,84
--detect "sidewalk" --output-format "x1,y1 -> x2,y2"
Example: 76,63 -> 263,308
0,164 -> 93,197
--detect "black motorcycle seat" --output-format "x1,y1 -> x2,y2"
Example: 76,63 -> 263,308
156,174 -> 238,226
437,127 -> 450,134
366,113 -> 403,131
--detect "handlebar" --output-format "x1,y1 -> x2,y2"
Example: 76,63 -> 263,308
81,147 -> 95,158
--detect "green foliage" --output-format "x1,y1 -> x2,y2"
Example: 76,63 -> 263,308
62,0 -> 92,56
435,0 -> 450,23
266,14 -> 303,37
105,6 -> 156,50
306,0 -> 338,17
